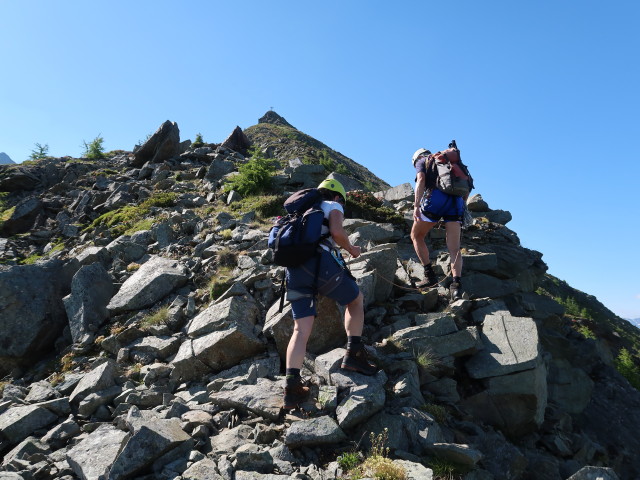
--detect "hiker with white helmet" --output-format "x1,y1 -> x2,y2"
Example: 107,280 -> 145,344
282,178 -> 378,409
410,143 -> 473,301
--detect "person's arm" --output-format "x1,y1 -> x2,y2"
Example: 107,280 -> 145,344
414,171 -> 426,222
328,209 -> 361,258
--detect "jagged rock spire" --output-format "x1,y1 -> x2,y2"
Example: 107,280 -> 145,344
258,110 -> 294,128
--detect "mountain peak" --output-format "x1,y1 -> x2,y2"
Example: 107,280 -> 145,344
0,152 -> 15,165
258,110 -> 294,128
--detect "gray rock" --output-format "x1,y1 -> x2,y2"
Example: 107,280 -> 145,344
210,424 -> 253,454
461,252 -> 498,273
392,325 -> 482,359
466,194 -> 489,212
2,435 -> 51,467
75,246 -> 110,266
63,263 -> 115,346
41,416 -> 81,449
69,359 -> 118,404
465,313 -> 541,379
105,236 -> 147,263
349,243 -> 398,302
349,223 -> 402,245
336,382 -> 386,429
327,172 -> 367,192
187,294 -> 259,338
226,190 -> 242,204
0,196 -> 42,235
284,416 -> 347,448
25,381 -> 59,404
458,272 -> 520,298
210,378 -> 282,421
182,458 -> 223,480
132,120 -> 181,167
0,405 -> 58,445
0,166 -> 40,191
235,443 -> 274,473
129,335 -> 180,361
374,183 -> 414,203
288,164 -> 326,189
462,363 -> 548,437
107,256 -> 188,314
547,358 -> 594,414
566,466 -> 620,480
77,385 -> 122,418
109,417 -> 192,479
0,259 -> 76,375
221,125 -> 251,152
264,297 -> 346,361
234,473 -> 291,480
66,424 -> 129,480
395,459 -> 434,480
205,158 -> 235,183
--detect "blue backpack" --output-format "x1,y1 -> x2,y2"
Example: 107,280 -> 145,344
268,188 -> 329,267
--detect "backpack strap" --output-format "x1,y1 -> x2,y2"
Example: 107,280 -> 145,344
277,268 -> 286,313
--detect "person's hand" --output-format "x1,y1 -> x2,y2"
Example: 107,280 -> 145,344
348,245 -> 361,258
413,205 -> 421,222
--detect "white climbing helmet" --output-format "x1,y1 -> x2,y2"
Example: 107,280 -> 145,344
412,148 -> 431,165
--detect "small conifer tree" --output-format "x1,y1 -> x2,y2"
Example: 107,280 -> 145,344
191,133 -> 204,149
29,143 -> 49,161
83,135 -> 105,159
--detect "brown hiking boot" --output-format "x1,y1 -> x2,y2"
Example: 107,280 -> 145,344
283,378 -> 310,409
341,344 -> 378,376
415,267 -> 438,289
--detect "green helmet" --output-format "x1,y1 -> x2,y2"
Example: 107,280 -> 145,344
318,178 -> 347,203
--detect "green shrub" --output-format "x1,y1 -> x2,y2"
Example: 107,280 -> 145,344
87,192 -> 177,236
576,324 -> 596,340
337,451 -> 362,471
420,403 -> 448,423
140,306 -> 169,331
346,190 -> 405,227
83,135 -> 106,159
191,133 -> 204,149
346,429 -> 407,480
615,348 -> 640,390
224,147 -> 275,196
229,194 -> 285,219
208,263 -> 236,300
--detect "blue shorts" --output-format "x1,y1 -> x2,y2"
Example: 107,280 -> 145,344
286,249 -> 360,319
420,189 -> 464,223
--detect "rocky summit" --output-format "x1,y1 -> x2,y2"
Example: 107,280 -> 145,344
0,112 -> 638,480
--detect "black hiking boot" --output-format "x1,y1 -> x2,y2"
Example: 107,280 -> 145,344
283,377 -> 310,409
341,344 -> 378,376
416,265 -> 438,289
450,281 -> 463,301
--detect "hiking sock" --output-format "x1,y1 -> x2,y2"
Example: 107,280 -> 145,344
285,368 -> 301,385
347,336 -> 362,349
453,277 -> 462,286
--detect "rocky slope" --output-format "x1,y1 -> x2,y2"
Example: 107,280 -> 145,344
0,114 -> 637,480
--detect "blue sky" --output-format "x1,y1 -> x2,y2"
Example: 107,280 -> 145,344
1,1 -> 639,318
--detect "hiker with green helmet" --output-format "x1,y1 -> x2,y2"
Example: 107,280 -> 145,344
283,178 -> 378,409
410,147 -> 471,301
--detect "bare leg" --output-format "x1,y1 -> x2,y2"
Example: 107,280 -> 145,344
445,221 -> 463,277
344,292 -> 364,337
411,219 -> 436,265
286,315 -> 315,370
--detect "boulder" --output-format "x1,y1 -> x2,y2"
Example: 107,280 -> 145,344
132,120 -> 181,167
455,272 -> 520,298
210,378 -> 283,421
547,358 -> 594,415
288,164 -> 326,189
391,324 -> 482,359
0,167 -> 40,191
348,243 -> 398,303
374,183 -> 414,203
69,359 -> 118,404
205,158 -> 235,183
187,294 -> 259,338
221,126 -> 251,153
284,416 -> 347,448
465,313 -> 541,379
336,382 -> 386,429
107,256 -> 188,314
264,297 -> 346,360
462,363 -> 548,437
63,262 -> 115,346
0,405 -> 58,445
210,424 -> 254,455
0,259 -> 77,376
0,196 -> 43,235
326,172 -> 367,192
108,417 -> 193,479
425,443 -> 483,466
466,194 -> 489,212
66,424 -> 129,480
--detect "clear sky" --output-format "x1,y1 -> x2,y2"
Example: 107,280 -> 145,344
1,1 -> 639,318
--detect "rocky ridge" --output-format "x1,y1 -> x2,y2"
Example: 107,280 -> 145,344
0,114 -> 638,480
